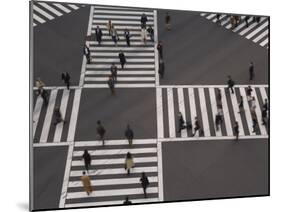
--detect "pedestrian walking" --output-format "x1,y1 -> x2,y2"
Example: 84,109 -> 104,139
141,28 -> 147,44
107,76 -> 115,95
107,20 -> 113,35
245,15 -> 250,27
227,75 -> 235,94
192,116 -> 201,137
249,62 -> 254,81
263,99 -> 268,111
82,149 -> 91,173
230,16 -> 236,29
35,78 -> 45,95
95,25 -> 103,45
53,107 -> 64,125
40,88 -> 49,105
124,28 -> 131,46
61,72 -> 70,90
96,120 -> 106,146
140,172 -> 150,198
125,152 -> 134,175
234,15 -> 240,27
238,95 -> 244,113
111,26 -> 119,45
140,13 -> 148,29
123,196 -> 132,205
110,63 -> 117,82
262,108 -> 267,125
252,113 -> 258,133
233,121 -> 239,141
158,58 -> 165,79
178,112 -> 187,133
216,88 -> 222,106
157,41 -> 163,59
216,14 -> 221,25
165,12 -> 171,30
125,125 -> 134,146
215,112 -> 223,131
250,96 -> 256,112
246,85 -> 253,101
119,51 -> 126,69
254,16 -> 261,23
81,171 -> 93,195
147,25 -> 154,42
83,44 -> 91,64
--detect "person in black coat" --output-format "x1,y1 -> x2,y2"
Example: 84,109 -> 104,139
227,75 -> 235,94
82,149 -> 91,173
140,172 -> 149,198
147,25 -> 154,42
177,112 -> 186,133
107,76 -> 115,95
233,121 -> 239,141
192,116 -> 201,137
125,125 -> 134,146
263,99 -> 268,111
61,72 -> 71,90
216,88 -> 222,106
262,108 -> 267,125
238,95 -> 244,113
249,62 -> 254,81
140,13 -> 148,29
96,120 -> 106,146
118,51 -> 126,69
215,112 -> 223,131
246,85 -> 253,101
83,44 -> 91,64
110,63 -> 117,82
165,12 -> 171,30
40,88 -> 49,106
158,58 -> 165,79
157,41 -> 163,59
124,28 -> 131,47
54,107 -> 64,125
245,15 -> 250,27
95,26 -> 103,45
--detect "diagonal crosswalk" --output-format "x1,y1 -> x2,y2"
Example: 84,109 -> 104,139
158,86 -> 268,138
200,13 -> 269,48
32,2 -> 84,27
62,139 -> 159,208
84,5 -> 156,88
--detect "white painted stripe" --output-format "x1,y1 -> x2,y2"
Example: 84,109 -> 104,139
198,88 -> 210,136
68,4 -> 79,10
94,9 -> 154,16
200,13 -> 206,16
53,90 -> 70,142
239,17 -> 266,36
91,52 -> 154,56
53,3 -> 71,13
229,90 -> 244,136
156,88 -> 164,138
87,64 -> 154,69
157,140 -> 163,201
246,21 -> 268,39
167,88 -> 176,138
252,89 -> 267,135
94,14 -> 153,20
157,85 -> 268,88
66,187 -> 158,199
70,166 -> 157,177
253,29 -> 268,43
75,139 -> 156,146
69,176 -> 158,187
93,20 -> 154,25
65,198 -> 159,208
40,90 -> 58,142
91,30 -> 142,36
220,17 -> 230,26
89,41 -> 154,46
89,46 -> 154,51
89,57 -> 154,63
84,77 -> 155,81
212,14 -> 227,23
232,17 -> 252,32
34,142 -> 71,147
32,86 -> 79,90
72,157 -> 157,166
38,2 -> 63,16
96,36 -> 143,41
188,88 -> 197,130
33,5 -> 54,20
209,88 -> 222,136
239,88 -> 255,136
260,38 -> 268,46
177,88 -> 188,137
33,96 -> 43,138
154,10 -> 159,86
73,148 -> 157,157
259,87 -> 268,103
33,13 -> 46,23
94,5 -> 153,11
206,14 -> 216,20
84,84 -> 155,88
86,70 -> 155,75
67,89 -> 82,141
92,25 -> 145,30
59,143 -> 74,208
221,89 -> 233,136
33,23 -> 37,26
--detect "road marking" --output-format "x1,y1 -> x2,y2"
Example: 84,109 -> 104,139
156,88 -> 164,138
93,19 -> 154,25
67,4 -> 79,10
232,16 -> 251,32
154,10 -> 159,86
157,84 -> 268,88
33,14 -> 46,23
94,9 -> 154,16
33,96 -> 43,138
89,46 -> 154,51
86,70 -> 155,75
40,89 -> 58,142
91,52 -> 154,56
33,142 -> 71,147
253,29 -> 268,43
188,88 -> 197,131
38,2 -> 63,16
33,5 -> 54,20
260,38 -> 268,46
87,64 -> 154,68
259,87 -> 268,102
89,58 -> 154,62
53,3 -> 71,13
206,14 -> 216,20
89,41 -> 154,46
54,89 -> 70,142
198,88 -> 210,136
246,21 -> 268,39
84,84 -> 155,88
221,89 -> 233,136
209,88 -> 222,136
212,14 -> 226,23
252,89 -> 267,135
92,25 -> 146,30
157,140 -> 163,201
94,14 -> 153,20
75,139 -> 156,146
229,90 -> 244,136
167,88 -> 175,138
73,148 -> 157,156
177,88 -> 187,137
239,17 -> 266,35
84,77 -> 155,81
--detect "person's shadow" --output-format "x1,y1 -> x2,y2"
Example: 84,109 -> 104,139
16,202 -> 29,211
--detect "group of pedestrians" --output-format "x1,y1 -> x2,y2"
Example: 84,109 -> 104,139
215,14 -> 262,29
177,112 -> 203,137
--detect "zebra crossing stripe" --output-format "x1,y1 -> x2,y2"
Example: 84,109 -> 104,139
177,88 -> 187,137
94,9 -> 154,16
260,38 -> 268,46
167,88 -> 176,138
239,88 -> 255,135
239,17 -> 266,36
221,89 -> 233,136
156,88 -> 164,138
89,58 -> 154,62
33,96 -> 43,138
259,87 -> 268,102
94,14 -> 152,20
75,139 -> 156,146
209,88 -> 222,136
33,13 -> 46,23
212,14 -> 227,23
232,17 -> 252,32
84,84 -> 155,88
206,14 -> 216,20
87,64 -> 154,68
93,20 -> 154,25
73,148 -> 157,156
246,21 -> 268,39
253,30 -> 268,43
54,89 -> 70,142
68,4 -> 79,10
33,5 -> 54,20
198,88 -> 210,136
92,25 -> 145,30
38,2 -> 63,16
40,89 -> 58,143
53,3 -> 71,13
86,70 -> 155,75
85,77 -> 155,81
188,88 -> 197,131
89,46 -> 154,51
91,52 -> 154,56
252,89 -> 267,135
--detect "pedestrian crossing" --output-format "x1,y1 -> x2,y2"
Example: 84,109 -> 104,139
33,88 -> 81,143
157,86 -> 268,138
84,5 -> 156,88
32,1 -> 83,27
62,139 -> 159,208
200,13 -> 269,49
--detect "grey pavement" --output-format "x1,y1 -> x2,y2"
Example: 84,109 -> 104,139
162,138 -> 268,201
157,9 -> 268,85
